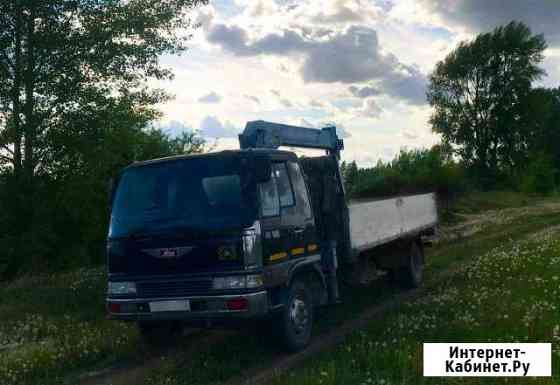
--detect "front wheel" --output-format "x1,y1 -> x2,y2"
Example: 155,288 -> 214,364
278,279 -> 313,352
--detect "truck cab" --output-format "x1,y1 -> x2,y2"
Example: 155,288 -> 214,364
107,148 -> 330,350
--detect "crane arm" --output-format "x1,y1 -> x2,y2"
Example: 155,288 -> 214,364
238,120 -> 344,159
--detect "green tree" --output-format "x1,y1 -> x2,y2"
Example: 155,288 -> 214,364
342,160 -> 358,196
0,0 -> 205,185
522,87 -> 560,174
428,21 -> 547,182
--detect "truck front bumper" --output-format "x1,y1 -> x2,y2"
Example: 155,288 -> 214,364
106,291 -> 269,322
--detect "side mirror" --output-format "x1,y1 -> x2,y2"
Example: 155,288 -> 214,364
254,156 -> 272,183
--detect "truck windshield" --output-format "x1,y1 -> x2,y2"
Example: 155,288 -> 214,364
108,157 -> 254,239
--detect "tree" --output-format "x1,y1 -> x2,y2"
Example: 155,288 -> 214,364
0,0 -> 206,182
428,21 -> 547,181
522,87 -> 560,173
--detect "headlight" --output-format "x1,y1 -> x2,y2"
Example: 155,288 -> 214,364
246,274 -> 264,288
108,281 -> 137,295
213,274 -> 263,290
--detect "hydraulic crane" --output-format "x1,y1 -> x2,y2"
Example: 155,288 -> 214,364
238,120 -> 344,160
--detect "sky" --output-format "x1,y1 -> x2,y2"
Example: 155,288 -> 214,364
153,0 -> 560,166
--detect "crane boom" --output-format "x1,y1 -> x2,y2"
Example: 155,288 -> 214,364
238,120 -> 344,159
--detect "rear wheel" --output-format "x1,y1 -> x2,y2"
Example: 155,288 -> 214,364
277,279 -> 313,352
398,241 -> 424,288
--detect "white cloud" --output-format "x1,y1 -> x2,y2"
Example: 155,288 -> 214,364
358,98 -> 383,118
199,116 -> 240,138
206,22 -> 428,105
198,91 -> 222,103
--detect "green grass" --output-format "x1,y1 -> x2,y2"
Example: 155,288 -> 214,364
0,268 -> 141,385
450,191 -> 535,215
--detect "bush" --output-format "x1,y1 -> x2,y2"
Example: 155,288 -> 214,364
341,146 -> 467,202
518,152 -> 557,195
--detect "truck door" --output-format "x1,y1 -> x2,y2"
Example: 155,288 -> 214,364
287,161 -> 317,258
258,161 -> 317,271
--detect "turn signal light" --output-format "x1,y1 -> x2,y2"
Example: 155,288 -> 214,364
226,297 -> 248,311
108,302 -> 121,313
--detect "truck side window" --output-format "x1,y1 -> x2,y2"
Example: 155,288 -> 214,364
288,162 -> 312,219
258,171 -> 280,217
272,162 -> 295,208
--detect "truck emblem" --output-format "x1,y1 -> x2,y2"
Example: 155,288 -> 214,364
160,248 -> 177,258
142,247 -> 194,259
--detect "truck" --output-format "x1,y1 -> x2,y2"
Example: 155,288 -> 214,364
106,120 -> 438,351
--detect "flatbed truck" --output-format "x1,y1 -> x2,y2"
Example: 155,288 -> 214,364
106,120 -> 437,351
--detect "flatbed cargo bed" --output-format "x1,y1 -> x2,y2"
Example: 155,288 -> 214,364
348,193 -> 438,254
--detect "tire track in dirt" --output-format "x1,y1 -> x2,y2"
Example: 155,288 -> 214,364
77,329 -> 234,385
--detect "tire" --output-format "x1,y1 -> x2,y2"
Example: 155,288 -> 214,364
398,241 -> 424,289
277,279 -> 314,352
138,321 -> 182,347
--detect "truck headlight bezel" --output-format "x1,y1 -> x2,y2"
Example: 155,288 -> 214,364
213,274 -> 263,290
108,281 -> 137,295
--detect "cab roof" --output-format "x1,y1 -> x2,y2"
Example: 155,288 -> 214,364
126,149 -> 297,169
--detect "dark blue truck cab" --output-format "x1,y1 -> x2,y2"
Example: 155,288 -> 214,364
107,148 -> 330,351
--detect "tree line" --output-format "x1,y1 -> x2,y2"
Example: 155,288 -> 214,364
342,22 -> 559,201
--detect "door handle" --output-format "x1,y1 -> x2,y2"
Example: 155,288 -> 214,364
294,227 -> 305,234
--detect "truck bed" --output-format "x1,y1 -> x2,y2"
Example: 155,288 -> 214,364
348,193 -> 438,254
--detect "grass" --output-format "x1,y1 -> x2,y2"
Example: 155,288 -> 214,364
0,268 -> 140,385
1,191 -> 559,385
450,190 -> 538,215
267,223 -> 560,384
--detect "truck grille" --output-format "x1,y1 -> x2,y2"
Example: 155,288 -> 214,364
137,279 -> 213,298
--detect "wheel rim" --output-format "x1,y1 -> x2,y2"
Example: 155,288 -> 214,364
289,294 -> 309,335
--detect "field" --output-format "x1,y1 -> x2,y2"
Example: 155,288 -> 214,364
1,191 -> 559,385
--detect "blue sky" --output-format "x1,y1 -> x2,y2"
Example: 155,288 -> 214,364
154,0 -> 560,166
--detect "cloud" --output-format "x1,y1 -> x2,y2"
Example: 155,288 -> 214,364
198,91 -> 222,103
199,116 -> 239,138
193,5 -> 216,31
310,0 -> 383,24
280,99 -> 294,108
418,0 -> 560,46
310,99 -> 325,108
402,129 -> 419,140
349,85 -> 380,98
207,24 -> 428,105
348,65 -> 427,105
244,94 -> 261,104
300,26 -> 398,83
298,118 -> 351,138
207,24 -> 307,57
359,98 -> 383,118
